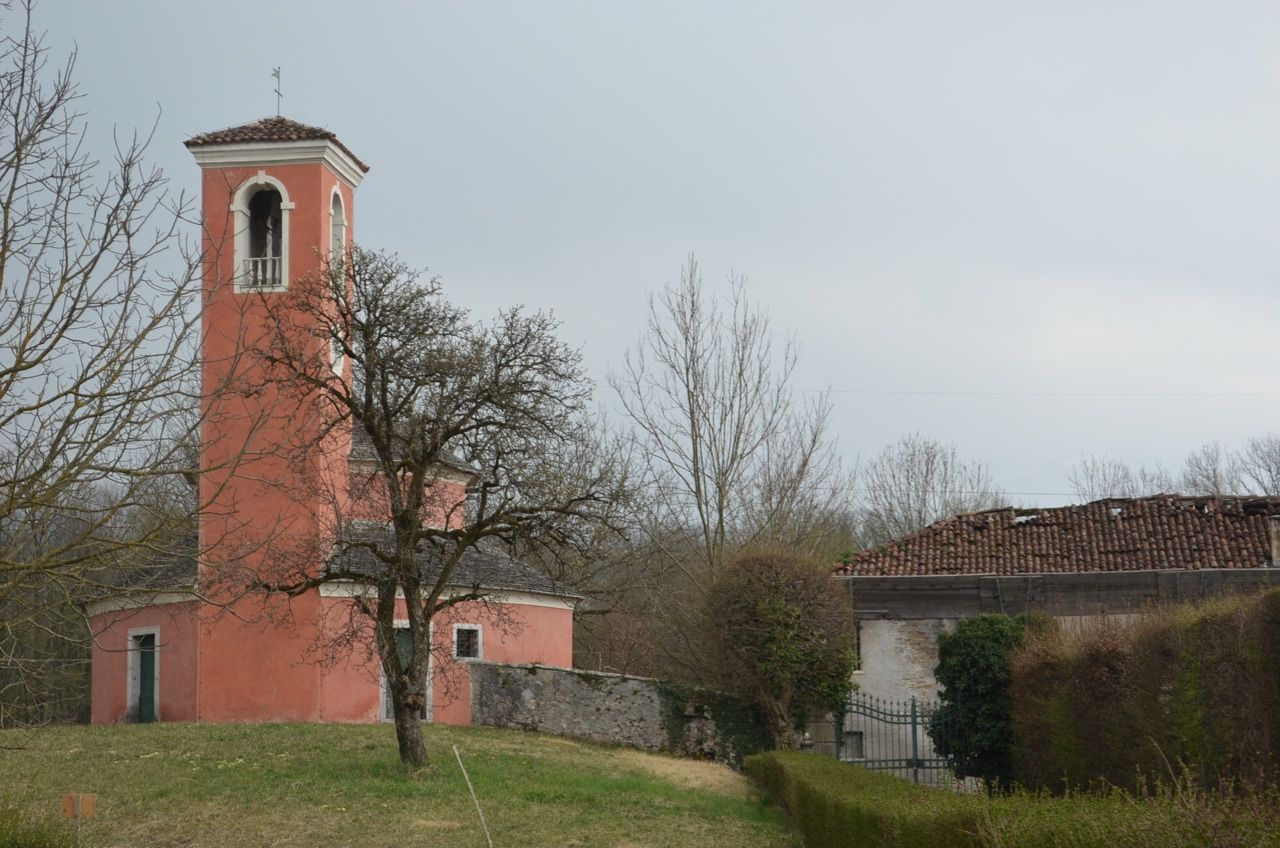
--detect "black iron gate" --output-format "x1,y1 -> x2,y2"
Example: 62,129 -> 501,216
836,693 -> 954,787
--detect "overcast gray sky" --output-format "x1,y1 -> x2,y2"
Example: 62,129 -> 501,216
45,0 -> 1280,506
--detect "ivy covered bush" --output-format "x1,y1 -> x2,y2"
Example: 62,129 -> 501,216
705,551 -> 858,749
930,614 -> 1036,788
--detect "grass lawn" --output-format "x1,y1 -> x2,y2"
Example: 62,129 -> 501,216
0,723 -> 798,848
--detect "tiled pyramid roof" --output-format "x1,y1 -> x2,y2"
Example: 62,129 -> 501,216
184,116 -> 369,172
837,496 -> 1280,577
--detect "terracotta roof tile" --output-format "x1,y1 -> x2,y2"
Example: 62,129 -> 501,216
836,496 -> 1280,577
184,116 -> 369,172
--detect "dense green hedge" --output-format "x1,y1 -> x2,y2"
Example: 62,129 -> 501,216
746,751 -> 1280,848
746,752 -> 976,848
1011,590 -> 1280,791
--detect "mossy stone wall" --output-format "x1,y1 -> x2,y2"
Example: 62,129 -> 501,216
470,662 -> 766,767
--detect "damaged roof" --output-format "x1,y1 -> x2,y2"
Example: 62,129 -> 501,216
837,496 -> 1280,578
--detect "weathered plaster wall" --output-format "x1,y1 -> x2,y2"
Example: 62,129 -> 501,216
854,618 -> 958,703
469,662 -> 764,766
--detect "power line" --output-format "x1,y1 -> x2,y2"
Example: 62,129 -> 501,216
640,482 -> 1080,498
798,389 -> 1280,399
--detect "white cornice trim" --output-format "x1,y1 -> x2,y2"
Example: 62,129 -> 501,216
86,592 -> 199,619
189,139 -> 367,189
318,582 -> 577,610
347,459 -> 476,487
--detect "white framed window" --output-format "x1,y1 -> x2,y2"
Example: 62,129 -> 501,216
452,624 -> 482,661
230,171 -> 294,291
125,626 -> 160,723
380,620 -> 431,722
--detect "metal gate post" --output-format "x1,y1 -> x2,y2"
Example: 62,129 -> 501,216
910,696 -> 919,785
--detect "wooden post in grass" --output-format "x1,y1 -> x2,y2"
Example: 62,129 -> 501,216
62,793 -> 95,843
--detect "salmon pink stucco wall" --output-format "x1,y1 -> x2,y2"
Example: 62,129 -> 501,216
195,156 -> 356,724
316,594 -> 574,726
90,601 -> 199,725
346,469 -> 468,529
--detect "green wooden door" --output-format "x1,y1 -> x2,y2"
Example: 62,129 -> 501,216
383,628 -> 428,721
137,634 -> 156,723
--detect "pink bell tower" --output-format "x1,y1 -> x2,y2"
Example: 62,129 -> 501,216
89,117 -> 576,728
185,117 -> 368,721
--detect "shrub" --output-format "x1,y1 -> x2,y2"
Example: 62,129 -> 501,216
706,551 -> 858,749
746,750 -> 1280,848
1011,590 -> 1280,792
931,614 -> 1033,787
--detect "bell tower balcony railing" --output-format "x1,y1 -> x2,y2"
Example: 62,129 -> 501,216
243,256 -> 282,288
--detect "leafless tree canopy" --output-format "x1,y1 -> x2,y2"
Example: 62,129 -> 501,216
1068,435 -> 1280,501
855,433 -> 1006,546
595,255 -> 853,680
254,249 -> 627,765
612,255 -> 852,577
0,1 -> 201,725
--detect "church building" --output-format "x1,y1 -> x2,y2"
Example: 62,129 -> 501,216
87,117 -> 578,725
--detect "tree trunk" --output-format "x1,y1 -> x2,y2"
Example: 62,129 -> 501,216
393,699 -> 427,766
761,695 -> 794,750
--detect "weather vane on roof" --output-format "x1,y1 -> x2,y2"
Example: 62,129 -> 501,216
272,67 -> 282,116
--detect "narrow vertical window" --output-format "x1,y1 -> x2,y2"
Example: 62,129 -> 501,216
852,620 -> 862,672
329,192 -> 346,375
231,173 -> 292,292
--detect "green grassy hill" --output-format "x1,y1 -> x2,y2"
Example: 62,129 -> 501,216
0,723 -> 797,848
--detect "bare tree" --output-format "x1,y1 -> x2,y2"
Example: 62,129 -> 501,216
611,255 -> 852,577
1233,435 -> 1280,496
0,1 -> 202,725
602,255 -> 852,681
856,433 -> 1005,545
252,249 -> 626,766
1179,442 -> 1241,496
1067,454 -> 1176,501
1066,440 -> 1277,501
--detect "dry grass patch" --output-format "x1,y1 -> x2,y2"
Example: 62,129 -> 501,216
613,748 -> 752,799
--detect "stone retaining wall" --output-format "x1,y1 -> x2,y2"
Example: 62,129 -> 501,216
468,661 -> 764,767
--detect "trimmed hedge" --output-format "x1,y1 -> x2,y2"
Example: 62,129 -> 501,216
745,751 -> 1280,848
745,752 -> 976,848
1012,590 -> 1280,791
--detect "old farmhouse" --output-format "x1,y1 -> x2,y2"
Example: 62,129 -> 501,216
837,495 -> 1280,704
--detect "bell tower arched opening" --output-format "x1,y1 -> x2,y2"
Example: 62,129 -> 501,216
230,171 -> 294,291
